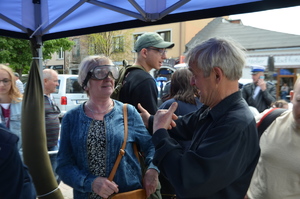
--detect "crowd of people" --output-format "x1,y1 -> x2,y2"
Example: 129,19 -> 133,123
1,33 -> 299,199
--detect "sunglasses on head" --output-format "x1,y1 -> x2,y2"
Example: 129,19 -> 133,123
82,65 -> 119,89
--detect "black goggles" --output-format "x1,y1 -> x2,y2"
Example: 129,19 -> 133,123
82,65 -> 119,89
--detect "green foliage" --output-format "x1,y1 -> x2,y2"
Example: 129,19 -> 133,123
43,38 -> 74,60
0,37 -> 31,74
86,29 -> 134,62
0,36 -> 74,74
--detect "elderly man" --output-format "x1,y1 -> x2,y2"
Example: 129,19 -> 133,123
247,77 -> 300,199
149,37 -> 260,199
43,69 -> 61,184
242,65 -> 276,112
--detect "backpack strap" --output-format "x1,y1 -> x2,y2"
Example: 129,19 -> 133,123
256,108 -> 286,138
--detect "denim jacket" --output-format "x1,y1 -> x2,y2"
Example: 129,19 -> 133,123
0,100 -> 22,153
57,100 -> 158,199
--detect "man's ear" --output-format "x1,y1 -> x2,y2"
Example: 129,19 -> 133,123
213,67 -> 223,82
140,48 -> 148,58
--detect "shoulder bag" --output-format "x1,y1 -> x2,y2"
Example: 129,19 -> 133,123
107,104 -> 147,199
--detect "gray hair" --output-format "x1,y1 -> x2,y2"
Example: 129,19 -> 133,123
78,55 -> 113,87
43,69 -> 58,80
185,37 -> 246,80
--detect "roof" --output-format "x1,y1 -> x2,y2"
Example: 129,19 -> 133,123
1,0 -> 300,41
185,17 -> 300,52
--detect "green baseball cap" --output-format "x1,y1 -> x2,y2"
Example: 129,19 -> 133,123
134,32 -> 175,52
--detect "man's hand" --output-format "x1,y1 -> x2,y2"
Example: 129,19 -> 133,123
153,102 -> 178,133
138,103 -> 151,128
257,78 -> 266,91
92,177 -> 119,198
143,169 -> 159,197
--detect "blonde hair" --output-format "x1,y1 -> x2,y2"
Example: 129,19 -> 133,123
0,64 -> 22,102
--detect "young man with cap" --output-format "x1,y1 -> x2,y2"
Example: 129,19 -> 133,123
119,32 -> 174,115
242,65 -> 276,112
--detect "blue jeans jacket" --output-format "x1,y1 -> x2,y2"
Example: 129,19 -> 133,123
56,100 -> 158,199
0,100 -> 22,154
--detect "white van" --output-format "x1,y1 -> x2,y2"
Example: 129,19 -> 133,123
52,74 -> 88,120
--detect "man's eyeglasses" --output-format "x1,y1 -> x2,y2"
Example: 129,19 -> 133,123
146,47 -> 167,56
0,79 -> 11,86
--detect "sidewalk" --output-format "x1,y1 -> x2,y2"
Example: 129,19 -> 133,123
59,182 -> 73,199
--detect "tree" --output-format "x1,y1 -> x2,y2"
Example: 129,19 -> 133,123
0,36 -> 74,75
0,37 -> 32,74
85,29 -> 134,63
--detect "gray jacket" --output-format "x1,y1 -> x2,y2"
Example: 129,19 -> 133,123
242,82 -> 276,112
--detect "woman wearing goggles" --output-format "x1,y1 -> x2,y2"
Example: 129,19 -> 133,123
57,55 -> 159,199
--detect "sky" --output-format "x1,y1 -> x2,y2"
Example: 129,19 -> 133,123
229,5 -> 300,35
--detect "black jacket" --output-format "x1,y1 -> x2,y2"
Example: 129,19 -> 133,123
241,82 -> 276,112
152,91 -> 260,199
0,124 -> 36,199
120,68 -> 158,115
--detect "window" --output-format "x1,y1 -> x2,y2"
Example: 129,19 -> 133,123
57,47 -> 64,59
157,30 -> 171,42
133,33 -> 143,44
113,36 -> 124,53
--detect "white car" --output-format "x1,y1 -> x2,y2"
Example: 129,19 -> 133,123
52,74 -> 88,120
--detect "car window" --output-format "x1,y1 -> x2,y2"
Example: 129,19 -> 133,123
66,77 -> 84,93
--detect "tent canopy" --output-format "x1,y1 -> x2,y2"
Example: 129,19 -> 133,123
1,0 -> 300,41
2,1 -> 300,198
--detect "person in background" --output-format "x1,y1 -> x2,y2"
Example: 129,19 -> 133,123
56,55 -> 159,199
43,69 -> 61,184
242,65 -> 276,112
0,123 -> 36,199
246,77 -> 300,199
158,68 -> 202,199
280,82 -> 289,100
14,72 -> 24,94
0,64 -> 23,156
159,68 -> 202,116
140,37 -> 260,198
119,32 -> 174,115
271,99 -> 289,109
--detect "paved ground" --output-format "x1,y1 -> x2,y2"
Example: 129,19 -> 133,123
59,182 -> 73,199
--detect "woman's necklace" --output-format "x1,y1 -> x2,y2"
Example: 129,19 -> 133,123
86,100 -> 113,115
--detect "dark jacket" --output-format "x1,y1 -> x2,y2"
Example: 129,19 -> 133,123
120,68 -> 158,115
241,82 -> 276,112
152,91 -> 260,199
0,124 -> 36,199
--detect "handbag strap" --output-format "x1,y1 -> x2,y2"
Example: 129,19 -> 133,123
108,104 -> 128,181
256,108 -> 286,138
